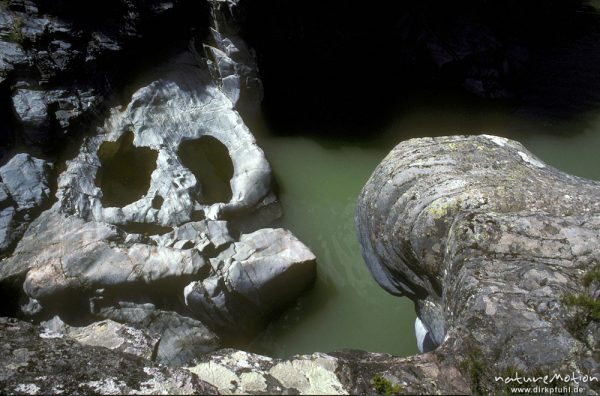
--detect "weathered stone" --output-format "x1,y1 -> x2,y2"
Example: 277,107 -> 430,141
151,219 -> 234,253
0,153 -> 51,211
185,349 -> 348,395
42,316 -> 159,360
356,135 -> 600,394
12,212 -> 208,301
0,0 -> 318,375
11,87 -> 97,144
0,317 -> 217,395
184,228 -> 316,335
0,0 -> 208,151
57,51 -> 275,228
202,0 -> 263,117
93,301 -> 221,367
0,207 -> 18,252
0,153 -> 52,257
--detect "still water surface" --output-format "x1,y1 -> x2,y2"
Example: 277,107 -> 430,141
247,99 -> 600,358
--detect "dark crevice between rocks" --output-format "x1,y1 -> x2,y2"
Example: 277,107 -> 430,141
87,274 -> 214,324
0,276 -> 26,318
30,273 -> 213,328
178,135 -> 234,205
0,81 -> 17,163
96,131 -> 158,208
117,223 -> 172,237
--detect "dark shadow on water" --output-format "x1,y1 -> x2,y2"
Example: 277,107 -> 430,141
237,0 -> 600,140
178,136 -> 234,205
96,131 -> 158,208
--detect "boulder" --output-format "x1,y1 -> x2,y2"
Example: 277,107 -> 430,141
0,317 -> 217,395
0,153 -> 52,257
0,153 -> 51,211
356,135 -> 600,394
184,228 -> 317,335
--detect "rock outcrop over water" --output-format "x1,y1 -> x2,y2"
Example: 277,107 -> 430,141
0,0 -> 316,369
356,135 -> 600,394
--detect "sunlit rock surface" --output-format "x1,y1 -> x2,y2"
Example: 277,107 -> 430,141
57,52 -> 275,227
0,0 -> 315,368
0,153 -> 52,256
356,135 -> 600,394
41,316 -> 159,360
185,349 -> 347,395
185,228 -> 316,335
0,317 -> 218,395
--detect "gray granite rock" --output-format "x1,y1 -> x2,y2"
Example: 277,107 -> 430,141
0,11 -> 316,359
93,301 -> 220,367
0,0 -> 206,149
41,316 -> 159,360
185,349 -> 348,395
19,213 -> 209,301
57,51 -> 275,228
0,317 -> 217,395
184,228 -> 317,334
356,135 -> 600,394
202,0 -> 263,117
0,153 -> 51,211
0,153 -> 52,257
0,207 -> 18,253
12,87 -> 97,144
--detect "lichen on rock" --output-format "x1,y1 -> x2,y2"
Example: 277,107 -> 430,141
355,134 -> 600,394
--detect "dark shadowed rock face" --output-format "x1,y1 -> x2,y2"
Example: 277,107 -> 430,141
0,317 -> 218,395
356,135 -> 600,394
0,0 -> 209,154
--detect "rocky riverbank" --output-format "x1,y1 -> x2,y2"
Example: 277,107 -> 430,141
0,0 -> 317,369
2,0 -> 600,395
356,135 -> 600,394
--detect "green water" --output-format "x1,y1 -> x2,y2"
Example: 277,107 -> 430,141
247,98 -> 600,359
248,138 -> 418,357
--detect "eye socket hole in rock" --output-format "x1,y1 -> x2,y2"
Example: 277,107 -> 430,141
96,131 -> 158,208
151,195 -> 164,210
178,135 -> 234,205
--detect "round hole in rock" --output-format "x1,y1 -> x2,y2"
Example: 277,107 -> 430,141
178,135 -> 234,204
151,195 -> 164,210
96,131 -> 158,208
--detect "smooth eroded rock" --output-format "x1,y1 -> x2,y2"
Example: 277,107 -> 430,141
356,135 -> 600,394
184,228 -> 317,335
